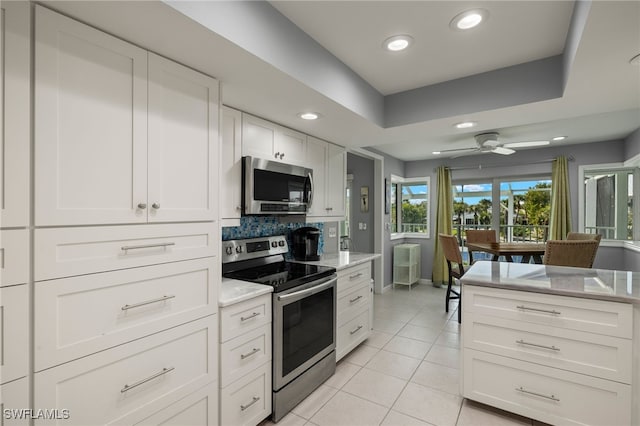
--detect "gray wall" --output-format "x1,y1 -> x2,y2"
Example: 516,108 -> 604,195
625,128 -> 640,160
347,153 -> 375,253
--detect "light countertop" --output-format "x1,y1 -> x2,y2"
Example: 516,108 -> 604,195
461,261 -> 640,304
294,251 -> 381,271
219,278 -> 273,307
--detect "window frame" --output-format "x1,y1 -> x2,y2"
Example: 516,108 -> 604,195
390,174 -> 431,240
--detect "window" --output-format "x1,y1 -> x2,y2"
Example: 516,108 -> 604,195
390,175 -> 430,238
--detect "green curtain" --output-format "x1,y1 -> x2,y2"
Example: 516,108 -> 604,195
432,166 -> 453,286
549,156 -> 572,240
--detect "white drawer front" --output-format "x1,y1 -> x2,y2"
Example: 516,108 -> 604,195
464,312 -> 632,383
337,263 -> 371,295
220,362 -> 271,426
0,229 -> 29,287
1,377 -> 29,426
35,223 -> 217,281
1,284 -> 28,384
463,285 -> 633,338
337,308 -> 370,361
337,283 -> 369,327
220,294 -> 271,342
134,381 -> 218,426
463,350 -> 631,426
34,316 -> 217,426
220,324 -> 271,388
35,258 -> 218,371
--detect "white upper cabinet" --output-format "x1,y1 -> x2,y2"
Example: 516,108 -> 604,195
306,137 -> 346,219
306,137 -> 327,217
326,142 -> 347,217
221,106 -> 242,222
1,1 -> 30,228
147,53 -> 219,223
242,113 -> 306,165
34,7 -> 219,226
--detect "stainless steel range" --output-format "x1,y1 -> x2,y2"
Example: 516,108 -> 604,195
222,235 -> 337,422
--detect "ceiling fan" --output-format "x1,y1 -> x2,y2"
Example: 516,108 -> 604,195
437,132 -> 540,157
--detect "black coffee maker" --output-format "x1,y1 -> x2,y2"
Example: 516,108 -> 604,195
291,227 -> 321,261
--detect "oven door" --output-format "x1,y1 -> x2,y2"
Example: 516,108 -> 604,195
273,275 -> 336,391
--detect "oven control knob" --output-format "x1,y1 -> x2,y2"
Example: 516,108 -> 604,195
271,241 -> 277,248
278,241 -> 285,247
235,246 -> 243,253
225,246 -> 233,255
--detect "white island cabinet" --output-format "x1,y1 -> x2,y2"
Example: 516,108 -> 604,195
461,261 -> 640,426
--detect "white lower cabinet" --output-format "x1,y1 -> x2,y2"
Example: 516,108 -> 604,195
34,315 -> 217,426
1,377 -> 29,426
1,284 -> 28,385
219,294 -> 272,426
336,263 -> 372,361
0,229 -> 29,288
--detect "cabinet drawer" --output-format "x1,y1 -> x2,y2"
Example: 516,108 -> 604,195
35,258 -> 218,371
337,283 -> 369,326
220,324 -> 271,388
463,350 -> 631,426
464,312 -> 632,383
34,223 -> 217,281
34,315 -> 217,426
337,308 -> 370,361
337,263 -> 371,294
463,285 -> 633,338
1,377 -> 29,426
0,229 -> 29,287
220,294 -> 271,342
220,362 -> 271,426
1,284 -> 28,384
134,381 -> 218,426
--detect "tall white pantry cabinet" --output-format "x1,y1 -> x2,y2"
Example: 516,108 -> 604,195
2,4 -> 221,425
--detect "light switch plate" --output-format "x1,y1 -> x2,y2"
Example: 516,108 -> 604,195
328,226 -> 337,237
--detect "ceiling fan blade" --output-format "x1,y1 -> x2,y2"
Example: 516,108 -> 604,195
436,147 -> 478,154
491,146 -> 515,155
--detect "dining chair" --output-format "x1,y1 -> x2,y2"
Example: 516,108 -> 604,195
542,240 -> 600,268
465,229 -> 497,263
439,233 -> 463,323
567,232 -> 603,244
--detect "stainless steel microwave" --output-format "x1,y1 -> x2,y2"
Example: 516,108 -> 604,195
242,156 -> 313,215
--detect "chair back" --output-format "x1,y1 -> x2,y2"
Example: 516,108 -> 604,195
439,233 -> 463,265
465,229 -> 497,244
566,232 -> 602,244
543,240 -> 600,268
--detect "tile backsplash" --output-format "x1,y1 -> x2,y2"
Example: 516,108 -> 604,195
222,216 -> 324,255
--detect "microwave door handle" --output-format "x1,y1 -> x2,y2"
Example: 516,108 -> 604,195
306,172 -> 314,208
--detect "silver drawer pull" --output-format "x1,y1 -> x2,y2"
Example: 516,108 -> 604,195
350,325 -> 363,335
240,396 -> 260,411
515,386 -> 559,402
349,273 -> 363,280
349,295 -> 363,304
240,312 -> 260,322
241,348 -> 260,360
516,305 -> 561,315
121,242 -> 175,252
121,367 -> 174,393
121,295 -> 175,311
516,339 -> 560,351
326,207 -> 333,211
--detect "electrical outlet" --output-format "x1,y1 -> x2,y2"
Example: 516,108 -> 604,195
328,226 -> 337,238
362,223 -> 367,230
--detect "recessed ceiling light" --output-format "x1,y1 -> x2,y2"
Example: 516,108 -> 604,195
450,9 -> 488,31
503,141 -> 550,148
630,53 -> 640,66
383,35 -> 413,52
454,121 -> 477,129
298,112 -> 320,120
552,136 -> 567,141
432,151 -> 441,155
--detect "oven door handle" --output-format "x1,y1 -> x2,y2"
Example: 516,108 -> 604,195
277,277 -> 336,302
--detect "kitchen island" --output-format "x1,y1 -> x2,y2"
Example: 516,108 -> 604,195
460,261 -> 640,426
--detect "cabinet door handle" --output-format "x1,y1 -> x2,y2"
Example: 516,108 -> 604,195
240,348 -> 260,360
274,152 -> 280,159
515,386 -> 559,402
349,295 -> 363,304
240,396 -> 260,411
121,295 -> 175,311
515,339 -> 560,351
137,203 -> 147,209
280,153 -> 285,159
349,273 -> 363,280
516,305 -> 561,315
121,367 -> 174,393
121,242 -> 175,252
325,207 -> 333,211
151,203 -> 160,209
240,312 -> 260,322
350,325 -> 363,335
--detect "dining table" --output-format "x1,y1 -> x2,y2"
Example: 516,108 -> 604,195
466,241 -> 547,264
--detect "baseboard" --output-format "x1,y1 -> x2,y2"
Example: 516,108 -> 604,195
418,278 -> 432,285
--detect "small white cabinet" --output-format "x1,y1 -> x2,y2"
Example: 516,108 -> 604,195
242,113 -> 306,166
221,106 -> 243,224
306,136 -> 346,219
393,244 -> 421,289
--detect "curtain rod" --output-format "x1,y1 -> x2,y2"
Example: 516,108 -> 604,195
434,155 -> 575,173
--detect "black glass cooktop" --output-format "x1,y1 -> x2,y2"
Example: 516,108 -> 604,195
224,261 -> 336,293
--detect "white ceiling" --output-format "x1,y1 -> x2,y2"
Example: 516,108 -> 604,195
41,1 -> 640,161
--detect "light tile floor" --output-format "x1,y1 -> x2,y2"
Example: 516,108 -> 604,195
262,283 -> 544,426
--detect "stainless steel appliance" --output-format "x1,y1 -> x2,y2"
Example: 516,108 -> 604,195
291,227 -> 321,261
243,156 -> 314,215
222,235 -> 336,422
